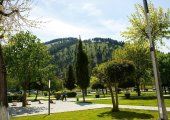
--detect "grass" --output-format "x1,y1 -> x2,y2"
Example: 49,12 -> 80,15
10,108 -> 170,120
86,96 -> 170,107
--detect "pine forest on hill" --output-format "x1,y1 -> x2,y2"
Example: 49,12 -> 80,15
45,37 -> 124,79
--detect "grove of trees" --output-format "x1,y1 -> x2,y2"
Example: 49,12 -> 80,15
4,31 -> 52,107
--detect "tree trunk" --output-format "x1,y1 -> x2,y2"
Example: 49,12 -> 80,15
22,83 -> 27,107
115,83 -> 119,111
82,89 -> 85,102
136,83 -> 141,96
0,44 -> 8,107
85,88 -> 87,96
105,88 -> 107,94
35,90 -> 39,101
108,85 -> 116,112
102,89 -> 105,98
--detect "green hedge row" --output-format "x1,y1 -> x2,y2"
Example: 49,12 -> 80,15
8,95 -> 23,102
54,91 -> 77,100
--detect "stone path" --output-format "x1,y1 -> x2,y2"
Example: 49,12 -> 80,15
8,99 -> 170,117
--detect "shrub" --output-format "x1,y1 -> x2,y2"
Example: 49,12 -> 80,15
44,91 -> 48,96
8,94 -> 23,102
54,92 -> 62,100
67,92 -> 77,97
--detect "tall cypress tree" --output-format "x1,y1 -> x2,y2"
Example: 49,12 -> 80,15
75,37 -> 90,102
65,65 -> 76,91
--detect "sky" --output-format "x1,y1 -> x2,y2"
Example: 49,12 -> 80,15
30,0 -> 170,52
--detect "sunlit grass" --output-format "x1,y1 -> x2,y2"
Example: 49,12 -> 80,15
11,108 -> 170,120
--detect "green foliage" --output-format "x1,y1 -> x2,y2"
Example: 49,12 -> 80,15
54,92 -> 62,100
44,91 -> 48,96
92,82 -> 105,90
95,60 -> 135,84
4,31 -> 52,85
94,59 -> 135,111
8,94 -> 23,102
122,2 -> 170,45
65,65 -> 76,91
75,39 -> 90,102
112,42 -> 151,96
75,40 -> 90,89
158,52 -> 170,93
67,92 -> 77,97
4,31 -> 52,106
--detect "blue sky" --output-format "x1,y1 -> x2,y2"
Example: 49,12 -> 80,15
30,0 -> 170,52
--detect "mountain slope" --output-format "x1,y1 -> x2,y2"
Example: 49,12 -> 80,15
46,37 -> 124,79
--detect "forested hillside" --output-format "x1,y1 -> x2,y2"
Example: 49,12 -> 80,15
45,37 -> 124,79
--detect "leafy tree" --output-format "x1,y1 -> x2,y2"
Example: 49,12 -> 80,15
113,42 -> 151,96
94,60 -> 135,111
4,31 -> 51,107
0,0 -> 38,107
65,65 -> 76,91
75,39 -> 90,102
122,2 -> 170,45
158,52 -> 170,93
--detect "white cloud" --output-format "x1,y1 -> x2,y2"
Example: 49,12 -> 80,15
31,17 -> 102,41
82,3 -> 102,17
100,19 -> 129,33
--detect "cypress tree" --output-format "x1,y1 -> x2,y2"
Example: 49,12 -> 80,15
65,65 -> 76,91
75,37 -> 90,102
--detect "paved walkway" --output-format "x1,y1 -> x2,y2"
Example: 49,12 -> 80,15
9,98 -> 170,117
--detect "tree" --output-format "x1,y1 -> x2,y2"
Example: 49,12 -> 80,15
4,31 -> 51,107
75,38 -> 90,102
65,65 -> 76,91
122,2 -> 170,45
113,42 -> 151,96
0,0 -> 38,107
158,52 -> 170,94
94,60 -> 135,111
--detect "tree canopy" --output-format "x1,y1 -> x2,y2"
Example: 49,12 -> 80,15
94,60 -> 135,111
4,31 -> 52,106
75,39 -> 90,102
122,2 -> 170,45
65,65 -> 76,91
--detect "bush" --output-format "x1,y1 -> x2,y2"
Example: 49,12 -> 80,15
125,93 -> 130,99
67,92 -> 77,97
44,91 -> 48,96
54,92 -> 62,100
8,94 -> 23,102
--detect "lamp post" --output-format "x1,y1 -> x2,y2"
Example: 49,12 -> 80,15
142,0 -> 168,119
48,80 -> 51,115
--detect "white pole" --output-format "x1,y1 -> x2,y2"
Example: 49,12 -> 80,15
48,80 -> 51,115
143,0 -> 168,120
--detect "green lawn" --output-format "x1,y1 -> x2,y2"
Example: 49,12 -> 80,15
11,108 -> 170,120
86,96 -> 170,107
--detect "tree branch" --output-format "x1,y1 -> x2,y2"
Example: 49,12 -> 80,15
0,9 -> 19,17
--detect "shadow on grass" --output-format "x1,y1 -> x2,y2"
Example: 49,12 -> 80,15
97,110 -> 154,119
122,95 -> 170,100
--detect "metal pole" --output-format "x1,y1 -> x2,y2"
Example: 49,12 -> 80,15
143,0 -> 168,120
48,80 -> 51,115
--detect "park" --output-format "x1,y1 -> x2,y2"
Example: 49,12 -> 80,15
0,0 -> 170,120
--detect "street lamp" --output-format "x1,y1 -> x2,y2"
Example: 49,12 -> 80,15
143,0 -> 168,119
48,80 -> 51,115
